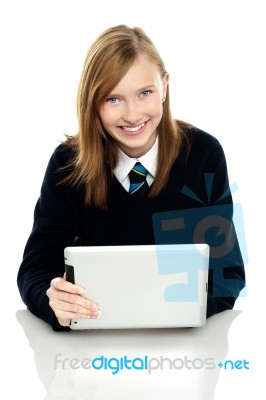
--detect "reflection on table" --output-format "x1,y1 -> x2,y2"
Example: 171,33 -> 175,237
16,309 -> 241,400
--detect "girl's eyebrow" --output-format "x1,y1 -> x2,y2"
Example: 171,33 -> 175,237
107,84 -> 156,97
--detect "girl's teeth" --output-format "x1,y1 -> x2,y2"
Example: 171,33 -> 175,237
122,122 -> 145,132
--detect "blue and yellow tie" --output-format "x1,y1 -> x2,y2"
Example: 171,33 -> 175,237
129,162 -> 149,196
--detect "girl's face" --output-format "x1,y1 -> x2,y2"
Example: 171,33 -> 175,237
98,54 -> 169,158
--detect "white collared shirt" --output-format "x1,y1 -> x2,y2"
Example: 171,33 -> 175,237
113,137 -> 158,192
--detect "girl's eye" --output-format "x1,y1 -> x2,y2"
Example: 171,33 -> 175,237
106,97 -> 118,104
140,90 -> 151,97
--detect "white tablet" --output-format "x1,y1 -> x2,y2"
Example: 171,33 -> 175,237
64,244 -> 209,330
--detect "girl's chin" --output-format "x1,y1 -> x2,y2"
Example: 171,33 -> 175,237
117,134 -> 157,158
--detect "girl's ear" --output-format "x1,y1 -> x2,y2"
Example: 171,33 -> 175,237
162,72 -> 169,98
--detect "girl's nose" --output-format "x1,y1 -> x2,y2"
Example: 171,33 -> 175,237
122,102 -> 142,125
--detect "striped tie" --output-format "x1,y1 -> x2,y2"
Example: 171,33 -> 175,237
129,162 -> 149,196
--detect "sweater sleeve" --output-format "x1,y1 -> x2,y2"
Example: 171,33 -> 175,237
17,145 -> 80,331
193,132 -> 246,318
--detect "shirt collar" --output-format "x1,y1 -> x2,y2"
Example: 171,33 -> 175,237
114,136 -> 158,184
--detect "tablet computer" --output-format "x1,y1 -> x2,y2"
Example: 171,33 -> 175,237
64,244 -> 209,330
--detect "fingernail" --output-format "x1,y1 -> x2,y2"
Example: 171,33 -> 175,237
91,309 -> 101,319
90,303 -> 98,311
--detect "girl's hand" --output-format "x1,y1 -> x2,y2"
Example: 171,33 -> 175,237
46,273 -> 99,327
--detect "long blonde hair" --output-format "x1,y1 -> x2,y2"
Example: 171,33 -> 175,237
63,25 -> 192,209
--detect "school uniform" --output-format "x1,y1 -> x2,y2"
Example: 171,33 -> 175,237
17,127 -> 245,331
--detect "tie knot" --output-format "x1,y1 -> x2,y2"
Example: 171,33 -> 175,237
129,162 -> 148,195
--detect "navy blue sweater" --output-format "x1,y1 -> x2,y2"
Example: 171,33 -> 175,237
17,128 -> 245,331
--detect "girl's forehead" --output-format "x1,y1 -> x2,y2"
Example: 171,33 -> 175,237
110,55 -> 162,93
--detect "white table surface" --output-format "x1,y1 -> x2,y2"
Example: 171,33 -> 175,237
2,300 -> 263,400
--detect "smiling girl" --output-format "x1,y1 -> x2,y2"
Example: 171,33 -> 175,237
17,25 -> 245,330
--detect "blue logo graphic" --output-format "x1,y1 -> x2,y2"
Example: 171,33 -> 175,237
218,359 -> 250,370
154,244 -> 209,302
152,174 -> 247,302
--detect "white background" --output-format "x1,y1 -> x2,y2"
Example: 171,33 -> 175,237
0,0 -> 265,398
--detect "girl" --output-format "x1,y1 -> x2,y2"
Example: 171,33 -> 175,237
17,25 -> 245,331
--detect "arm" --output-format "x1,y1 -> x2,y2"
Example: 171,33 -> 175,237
17,145 -> 99,330
196,134 -> 246,318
